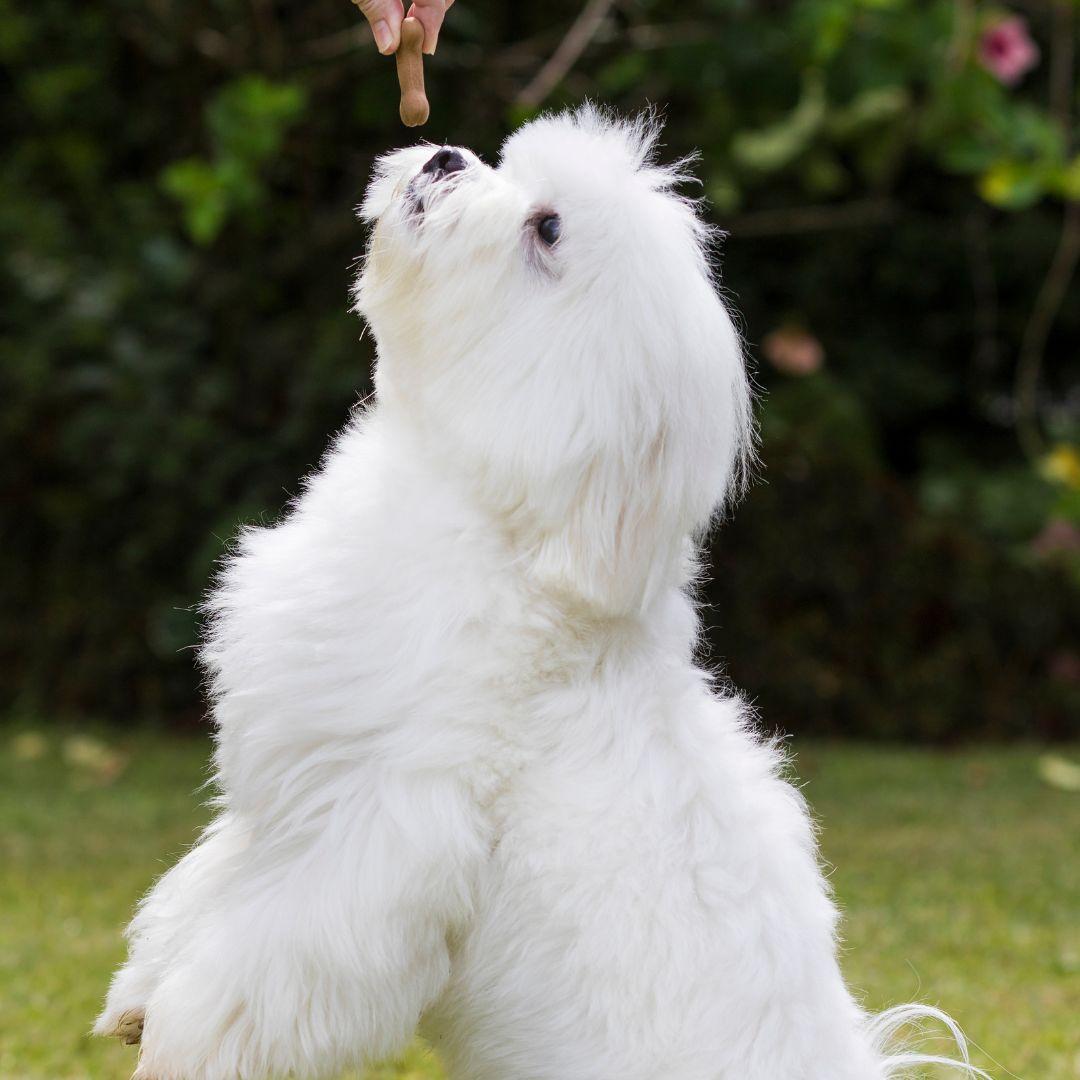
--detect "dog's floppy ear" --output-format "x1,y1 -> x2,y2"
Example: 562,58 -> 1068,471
528,295 -> 752,617
528,433 -> 681,616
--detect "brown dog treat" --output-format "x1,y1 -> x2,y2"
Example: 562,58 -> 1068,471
396,17 -> 429,127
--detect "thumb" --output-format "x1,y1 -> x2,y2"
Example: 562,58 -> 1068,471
352,0 -> 405,55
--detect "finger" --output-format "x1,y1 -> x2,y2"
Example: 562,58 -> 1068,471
353,0 -> 405,55
405,0 -> 451,55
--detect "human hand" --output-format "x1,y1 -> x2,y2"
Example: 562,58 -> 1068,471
351,0 -> 455,57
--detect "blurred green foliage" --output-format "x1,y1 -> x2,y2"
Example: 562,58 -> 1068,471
162,76 -> 308,243
3,0 -> 1078,736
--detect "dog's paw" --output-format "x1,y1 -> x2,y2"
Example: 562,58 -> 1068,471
104,1007 -> 145,1045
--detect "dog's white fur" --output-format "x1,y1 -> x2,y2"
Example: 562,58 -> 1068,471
97,108 -> 985,1080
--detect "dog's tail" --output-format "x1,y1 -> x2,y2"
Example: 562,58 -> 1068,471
869,1004 -> 992,1078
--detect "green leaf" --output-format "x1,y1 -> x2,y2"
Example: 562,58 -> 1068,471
215,156 -> 262,210
0,0 -> 34,61
207,76 -> 307,164
23,63 -> 97,120
977,160 -> 1044,210
159,77 -> 306,243
506,102 -> 539,129
160,158 -> 230,244
798,0 -> 855,65
1052,486 -> 1080,524
1050,156 -> 1080,201
937,135 -> 999,176
827,86 -> 909,141
802,149 -> 848,196
731,71 -> 827,174
708,174 -> 742,213
597,53 -> 649,95
997,103 -> 1065,163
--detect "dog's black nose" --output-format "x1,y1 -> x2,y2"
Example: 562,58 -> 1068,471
422,148 -> 467,178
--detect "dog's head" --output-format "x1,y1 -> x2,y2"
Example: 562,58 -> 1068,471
355,107 -> 752,615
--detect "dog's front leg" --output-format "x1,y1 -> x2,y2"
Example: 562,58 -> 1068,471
131,770 -> 485,1080
96,812 -> 252,1047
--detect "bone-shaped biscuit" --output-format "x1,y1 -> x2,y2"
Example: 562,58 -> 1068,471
396,18 -> 430,127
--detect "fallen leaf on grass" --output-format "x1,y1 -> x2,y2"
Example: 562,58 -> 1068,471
62,734 -> 129,786
1038,754 -> 1080,792
10,731 -> 48,761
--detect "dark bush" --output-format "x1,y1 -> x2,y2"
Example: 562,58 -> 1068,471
704,378 -> 1079,741
3,0 -> 1078,737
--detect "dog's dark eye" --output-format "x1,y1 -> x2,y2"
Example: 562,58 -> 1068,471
536,214 -> 561,246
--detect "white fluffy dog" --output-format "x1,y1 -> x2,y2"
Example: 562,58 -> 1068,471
97,108 -> 983,1080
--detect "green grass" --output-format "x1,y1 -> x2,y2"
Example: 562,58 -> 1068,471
1,733 -> 1077,1079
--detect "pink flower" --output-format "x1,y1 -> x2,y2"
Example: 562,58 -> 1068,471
1048,649 -> 1080,685
979,16 -> 1040,85
1030,517 -> 1080,558
762,327 -> 824,377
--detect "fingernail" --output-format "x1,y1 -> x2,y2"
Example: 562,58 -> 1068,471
373,19 -> 394,54
424,34 -> 438,55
